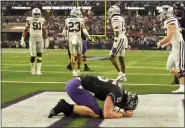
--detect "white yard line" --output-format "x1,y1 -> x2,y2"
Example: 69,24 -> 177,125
1,81 -> 173,86
2,64 -> 166,69
1,70 -> 170,76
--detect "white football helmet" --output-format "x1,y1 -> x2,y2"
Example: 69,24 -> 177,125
158,5 -> 174,21
107,5 -> 120,19
70,8 -> 82,18
32,8 -> 41,20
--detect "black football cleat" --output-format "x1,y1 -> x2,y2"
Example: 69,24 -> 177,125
66,63 -> 72,71
48,109 -> 57,118
84,64 -> 93,71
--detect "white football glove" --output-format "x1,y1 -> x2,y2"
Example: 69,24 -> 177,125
157,42 -> 161,48
161,44 -> 165,49
44,38 -> 49,48
20,37 -> 26,48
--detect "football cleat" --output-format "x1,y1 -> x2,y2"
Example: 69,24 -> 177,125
172,87 -> 184,94
72,71 -> 79,77
84,66 -> 93,71
116,72 -> 127,82
66,63 -> 72,71
36,71 -> 43,75
48,109 -> 57,118
77,70 -> 81,76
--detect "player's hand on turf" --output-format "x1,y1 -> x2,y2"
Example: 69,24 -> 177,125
20,38 -> 26,48
44,38 -> 49,48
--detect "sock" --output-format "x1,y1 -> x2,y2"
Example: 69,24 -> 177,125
175,76 -> 179,83
31,63 -> 35,68
180,84 -> 184,90
37,63 -> 42,72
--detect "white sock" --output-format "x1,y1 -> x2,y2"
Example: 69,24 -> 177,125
31,63 -> 35,68
72,70 -> 76,73
180,84 -> 184,90
37,63 -> 42,72
118,72 -> 123,75
77,69 -> 80,72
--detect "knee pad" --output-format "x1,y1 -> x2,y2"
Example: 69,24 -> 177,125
82,55 -> 87,61
30,56 -> 36,63
119,56 -> 124,64
178,70 -> 185,78
37,53 -> 42,57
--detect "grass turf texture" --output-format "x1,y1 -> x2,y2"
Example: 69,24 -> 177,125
1,49 -> 179,127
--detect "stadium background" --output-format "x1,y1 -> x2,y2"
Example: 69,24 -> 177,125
2,1 -> 185,50
1,1 -> 185,127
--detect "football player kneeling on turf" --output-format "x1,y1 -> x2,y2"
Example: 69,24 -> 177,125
48,75 -> 138,118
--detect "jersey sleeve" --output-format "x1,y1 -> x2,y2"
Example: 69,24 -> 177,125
107,89 -> 123,105
26,17 -> 30,28
166,18 -> 176,25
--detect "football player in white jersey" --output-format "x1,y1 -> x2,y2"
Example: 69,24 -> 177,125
20,8 -> 49,75
62,8 -> 91,77
107,5 -> 128,81
157,5 -> 185,93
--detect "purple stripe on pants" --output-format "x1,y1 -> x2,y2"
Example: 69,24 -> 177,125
66,78 -> 102,116
82,40 -> 87,54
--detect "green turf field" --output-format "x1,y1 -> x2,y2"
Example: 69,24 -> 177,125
2,49 -> 180,127
2,49 -> 179,104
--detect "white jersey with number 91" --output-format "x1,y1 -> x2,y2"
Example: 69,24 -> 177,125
26,17 -> 45,36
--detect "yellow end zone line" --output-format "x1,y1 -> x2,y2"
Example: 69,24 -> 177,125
1,81 -> 174,86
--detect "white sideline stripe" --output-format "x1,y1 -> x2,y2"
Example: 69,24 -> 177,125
2,81 -> 173,86
2,64 -> 165,69
1,70 -> 170,76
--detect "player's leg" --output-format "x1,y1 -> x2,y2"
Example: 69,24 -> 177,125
118,43 -> 127,81
166,52 -> 179,76
76,38 -> 82,76
82,40 -> 93,71
66,47 -> 72,71
48,78 -> 102,118
36,37 -> 44,75
109,37 -> 125,81
29,36 -> 36,75
69,39 -> 78,77
172,42 -> 185,93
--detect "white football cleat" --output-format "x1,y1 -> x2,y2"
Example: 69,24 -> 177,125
116,72 -> 127,82
36,71 -> 43,75
172,87 -> 184,94
77,70 -> 81,76
72,70 -> 78,77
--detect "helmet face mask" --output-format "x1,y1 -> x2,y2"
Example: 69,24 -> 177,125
158,5 -> 173,21
107,5 -> 120,20
70,8 -> 82,18
32,8 -> 41,20
118,90 -> 138,111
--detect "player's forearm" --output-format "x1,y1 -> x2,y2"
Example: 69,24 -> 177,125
82,28 -> 91,39
159,36 -> 171,45
104,111 -> 124,119
22,27 -> 28,38
42,28 -> 48,39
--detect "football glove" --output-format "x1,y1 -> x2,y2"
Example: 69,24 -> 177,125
20,37 -> 26,48
44,38 -> 49,48
157,42 -> 161,48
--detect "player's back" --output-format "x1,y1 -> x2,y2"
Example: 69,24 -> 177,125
26,17 -> 45,37
80,75 -> 123,101
65,17 -> 83,37
164,17 -> 184,44
111,15 -> 126,37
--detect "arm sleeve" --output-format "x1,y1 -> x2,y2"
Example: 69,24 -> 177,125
26,17 -> 30,28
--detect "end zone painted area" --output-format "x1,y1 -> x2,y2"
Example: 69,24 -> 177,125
2,92 -> 184,127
